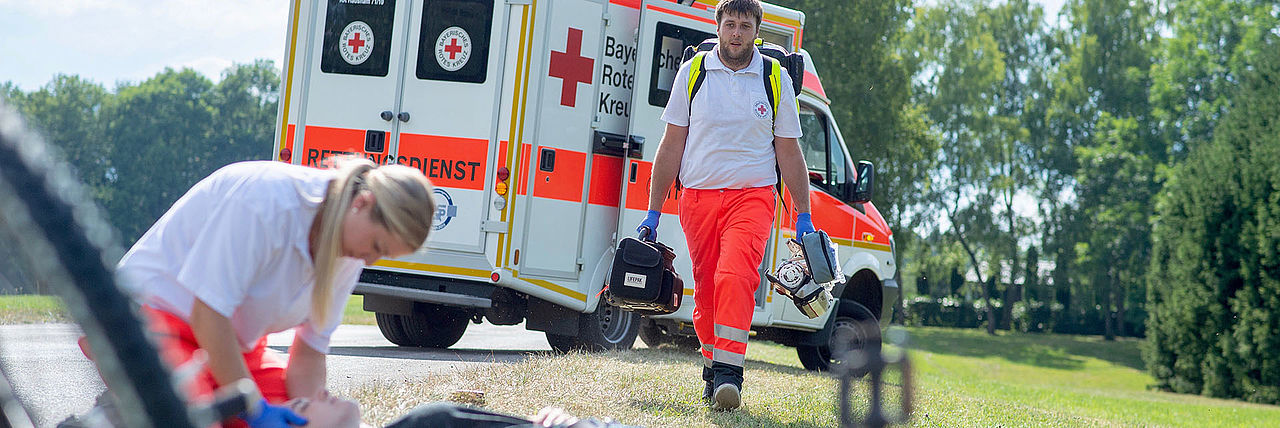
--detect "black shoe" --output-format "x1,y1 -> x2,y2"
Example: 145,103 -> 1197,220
711,383 -> 741,411
701,366 -> 715,404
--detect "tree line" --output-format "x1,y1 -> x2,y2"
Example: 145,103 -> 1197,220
774,0 -> 1279,403
3,0 -> 1277,404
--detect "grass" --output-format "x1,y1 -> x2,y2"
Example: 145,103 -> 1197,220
0,295 -> 70,324
343,294 -> 375,326
340,323 -> 1280,427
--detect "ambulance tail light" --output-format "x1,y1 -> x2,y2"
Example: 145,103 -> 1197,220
278,148 -> 292,163
496,166 -> 511,196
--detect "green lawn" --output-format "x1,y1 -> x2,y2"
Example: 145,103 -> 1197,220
0,295 -> 69,324
897,327 -> 1280,426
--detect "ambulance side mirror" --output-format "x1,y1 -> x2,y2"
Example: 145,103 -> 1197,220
852,161 -> 874,204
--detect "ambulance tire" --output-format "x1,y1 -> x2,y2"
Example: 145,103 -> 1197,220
546,300 -> 640,352
375,313 -> 415,347
400,305 -> 470,349
797,299 -> 880,374
638,320 -> 700,351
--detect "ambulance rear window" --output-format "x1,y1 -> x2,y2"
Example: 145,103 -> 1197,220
320,0 -> 398,77
648,22 -> 713,107
416,0 -> 494,84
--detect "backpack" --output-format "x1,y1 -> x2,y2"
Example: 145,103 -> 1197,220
680,38 -> 806,120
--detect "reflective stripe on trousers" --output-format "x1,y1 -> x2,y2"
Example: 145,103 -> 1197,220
679,186 -> 775,369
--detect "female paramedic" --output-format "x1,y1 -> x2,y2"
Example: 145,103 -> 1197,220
114,157 -> 435,427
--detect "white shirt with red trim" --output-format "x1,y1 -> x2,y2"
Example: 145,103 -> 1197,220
117,161 -> 363,354
661,46 -> 803,190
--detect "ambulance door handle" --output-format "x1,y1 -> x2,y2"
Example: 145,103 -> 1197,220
380,110 -> 394,121
397,112 -> 411,123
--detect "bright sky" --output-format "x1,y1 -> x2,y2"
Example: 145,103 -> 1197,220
0,0 -> 1068,92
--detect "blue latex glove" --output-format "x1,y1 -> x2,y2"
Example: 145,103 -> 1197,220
636,210 -> 661,241
796,213 -> 815,237
245,398 -> 308,428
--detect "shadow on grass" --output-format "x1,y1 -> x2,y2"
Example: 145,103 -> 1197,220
269,345 -> 549,364
629,399 -> 827,428
905,327 -> 1145,371
620,347 -> 814,377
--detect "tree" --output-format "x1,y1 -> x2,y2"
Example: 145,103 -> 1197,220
1146,24 -> 1280,404
1050,0 -> 1160,339
103,68 -> 216,242
17,76 -> 114,203
208,60 -> 280,166
773,0 -> 940,240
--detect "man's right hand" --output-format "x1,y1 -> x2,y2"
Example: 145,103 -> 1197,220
636,210 -> 661,241
245,398 -> 308,428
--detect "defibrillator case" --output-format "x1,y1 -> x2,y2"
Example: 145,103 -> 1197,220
606,237 -> 683,315
800,230 -> 843,285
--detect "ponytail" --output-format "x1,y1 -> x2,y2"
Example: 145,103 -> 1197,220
311,157 -> 376,328
310,157 -> 435,328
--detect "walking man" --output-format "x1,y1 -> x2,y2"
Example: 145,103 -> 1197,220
635,0 -> 815,411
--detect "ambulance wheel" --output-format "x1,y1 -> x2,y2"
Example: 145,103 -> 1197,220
797,299 -> 880,373
638,320 -> 700,350
400,304 -> 470,349
546,300 -> 639,352
375,313 -> 415,347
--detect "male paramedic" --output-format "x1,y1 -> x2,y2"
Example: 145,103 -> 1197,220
635,0 -> 815,411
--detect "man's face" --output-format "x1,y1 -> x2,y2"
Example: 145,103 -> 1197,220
716,11 -> 759,66
285,391 -> 362,428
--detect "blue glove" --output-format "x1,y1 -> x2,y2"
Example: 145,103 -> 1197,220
636,210 -> 660,241
245,398 -> 308,428
796,213 -> 815,237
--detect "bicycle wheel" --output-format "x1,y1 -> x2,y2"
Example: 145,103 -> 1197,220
0,102 -> 196,428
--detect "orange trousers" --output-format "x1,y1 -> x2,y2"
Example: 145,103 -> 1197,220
140,306 -> 291,405
678,187 -> 775,369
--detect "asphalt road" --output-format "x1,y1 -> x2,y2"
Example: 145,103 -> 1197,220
0,321 -> 554,427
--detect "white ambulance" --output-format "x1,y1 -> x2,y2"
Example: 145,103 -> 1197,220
272,0 -> 898,370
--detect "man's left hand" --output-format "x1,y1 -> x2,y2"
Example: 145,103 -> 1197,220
796,213 -> 815,237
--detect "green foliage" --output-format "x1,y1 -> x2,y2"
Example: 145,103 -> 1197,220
771,0 -> 940,237
3,62 -> 279,244
1145,28 -> 1280,404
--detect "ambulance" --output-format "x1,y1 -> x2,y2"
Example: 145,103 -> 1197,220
271,0 -> 899,370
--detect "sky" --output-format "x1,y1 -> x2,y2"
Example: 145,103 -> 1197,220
0,0 -> 1068,92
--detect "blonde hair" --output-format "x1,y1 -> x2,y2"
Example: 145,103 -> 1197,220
312,157 -> 435,327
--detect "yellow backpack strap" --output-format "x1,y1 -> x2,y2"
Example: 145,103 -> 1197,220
761,56 -> 782,121
687,51 -> 709,104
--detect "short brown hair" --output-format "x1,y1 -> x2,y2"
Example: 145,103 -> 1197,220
715,0 -> 763,27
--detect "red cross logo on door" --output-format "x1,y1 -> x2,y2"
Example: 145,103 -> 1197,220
348,33 -> 366,53
444,38 -> 462,59
548,27 -> 594,107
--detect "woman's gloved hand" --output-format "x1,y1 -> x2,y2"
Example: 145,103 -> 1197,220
245,398 -> 308,428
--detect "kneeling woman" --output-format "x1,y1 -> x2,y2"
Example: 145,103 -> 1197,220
116,158 -> 434,426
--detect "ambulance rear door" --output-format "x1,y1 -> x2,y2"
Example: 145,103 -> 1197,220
514,0 -> 606,280
394,0 -> 508,253
294,0 -> 410,168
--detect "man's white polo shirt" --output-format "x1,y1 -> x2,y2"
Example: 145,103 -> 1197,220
661,45 -> 803,190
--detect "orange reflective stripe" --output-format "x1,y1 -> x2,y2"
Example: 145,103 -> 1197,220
531,148 -> 586,202
647,3 -> 715,25
397,134 -> 488,191
300,126 -> 372,166
588,154 -> 623,206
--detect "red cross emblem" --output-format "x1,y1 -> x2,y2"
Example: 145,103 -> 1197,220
444,38 -> 462,59
348,32 -> 366,53
548,27 -> 594,107
757,104 -> 767,116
